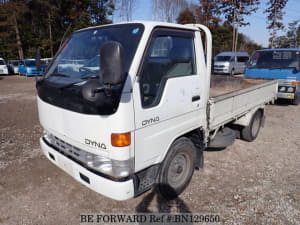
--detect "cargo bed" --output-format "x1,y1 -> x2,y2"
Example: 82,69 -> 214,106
208,75 -> 278,131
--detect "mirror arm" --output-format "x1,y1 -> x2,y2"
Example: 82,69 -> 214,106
93,85 -> 112,97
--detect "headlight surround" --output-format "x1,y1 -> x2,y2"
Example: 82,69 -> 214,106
287,87 -> 295,93
43,130 -> 134,178
279,86 -> 286,92
43,130 -> 54,143
278,86 -> 296,93
86,152 -> 134,178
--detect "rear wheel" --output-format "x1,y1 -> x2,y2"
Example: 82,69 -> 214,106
157,137 -> 196,200
241,110 -> 262,142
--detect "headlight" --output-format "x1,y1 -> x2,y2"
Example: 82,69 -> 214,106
287,87 -> 294,93
26,68 -> 32,72
43,130 -> 54,143
279,86 -> 286,92
86,152 -> 134,178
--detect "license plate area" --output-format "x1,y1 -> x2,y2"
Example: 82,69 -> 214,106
56,154 -> 74,176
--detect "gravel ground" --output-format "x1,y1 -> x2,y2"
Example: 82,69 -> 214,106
0,75 -> 299,225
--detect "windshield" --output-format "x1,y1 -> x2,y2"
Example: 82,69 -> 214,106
11,61 -> 19,66
45,24 -> 144,85
0,60 -> 5,65
248,50 -> 300,69
215,56 -> 231,62
25,61 -> 36,67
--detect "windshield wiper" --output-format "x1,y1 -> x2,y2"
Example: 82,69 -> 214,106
80,74 -> 99,79
57,81 -> 83,89
58,76 -> 100,89
50,73 -> 70,78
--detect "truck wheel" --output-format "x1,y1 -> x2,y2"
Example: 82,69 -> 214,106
230,69 -> 235,76
157,137 -> 196,200
291,95 -> 299,105
241,110 -> 262,142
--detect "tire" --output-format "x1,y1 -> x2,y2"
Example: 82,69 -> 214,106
230,68 -> 235,76
291,95 -> 299,105
241,110 -> 262,142
157,137 -> 196,200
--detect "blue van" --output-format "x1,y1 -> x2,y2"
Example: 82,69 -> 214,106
18,59 -> 43,76
245,48 -> 300,105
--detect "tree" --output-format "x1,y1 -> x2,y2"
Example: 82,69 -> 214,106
152,0 -> 188,22
212,23 -> 262,55
273,20 -> 300,48
116,0 -> 136,21
195,0 -> 221,29
0,0 -> 116,59
177,8 -> 196,24
264,0 -> 288,48
0,0 -> 28,59
286,20 -> 300,48
220,0 -> 260,52
89,0 -> 114,25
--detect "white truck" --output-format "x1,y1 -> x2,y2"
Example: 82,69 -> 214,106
37,21 -> 277,201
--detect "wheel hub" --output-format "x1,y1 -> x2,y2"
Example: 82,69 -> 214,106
168,153 -> 189,188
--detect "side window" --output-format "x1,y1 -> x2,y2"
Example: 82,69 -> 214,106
19,61 -> 24,66
237,56 -> 249,63
139,30 -> 196,108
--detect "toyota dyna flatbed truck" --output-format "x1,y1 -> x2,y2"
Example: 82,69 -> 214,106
37,21 -> 277,201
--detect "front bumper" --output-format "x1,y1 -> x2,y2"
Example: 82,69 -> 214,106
0,68 -> 9,75
213,68 -> 229,74
40,137 -> 135,201
277,92 -> 295,99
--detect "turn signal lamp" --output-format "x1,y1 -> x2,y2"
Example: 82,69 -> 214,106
111,132 -> 131,147
291,81 -> 300,86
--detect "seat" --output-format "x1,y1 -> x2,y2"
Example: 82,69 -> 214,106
165,47 -> 193,77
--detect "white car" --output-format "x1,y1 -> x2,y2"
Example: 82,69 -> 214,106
0,58 -> 9,75
8,60 -> 19,74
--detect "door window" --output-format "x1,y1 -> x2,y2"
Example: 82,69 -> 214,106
237,56 -> 249,63
139,29 -> 196,108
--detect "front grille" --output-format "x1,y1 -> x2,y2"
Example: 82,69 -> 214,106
214,65 -> 225,68
48,134 -> 87,163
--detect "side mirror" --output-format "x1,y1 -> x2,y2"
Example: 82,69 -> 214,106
100,41 -> 124,85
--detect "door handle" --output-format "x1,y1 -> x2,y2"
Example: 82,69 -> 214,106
192,95 -> 200,102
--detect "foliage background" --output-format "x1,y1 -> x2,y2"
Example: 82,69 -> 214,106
0,0 -> 299,60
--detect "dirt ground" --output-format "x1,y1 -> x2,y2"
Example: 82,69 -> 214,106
0,75 -> 299,225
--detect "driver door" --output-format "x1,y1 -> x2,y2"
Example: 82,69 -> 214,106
133,28 -> 206,172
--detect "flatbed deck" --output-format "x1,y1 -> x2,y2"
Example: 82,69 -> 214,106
208,75 -> 278,131
210,75 -> 268,97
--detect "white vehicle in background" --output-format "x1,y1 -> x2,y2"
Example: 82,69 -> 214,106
214,52 -> 249,75
37,21 -> 277,201
0,58 -> 9,75
41,58 -> 52,65
8,60 -> 19,74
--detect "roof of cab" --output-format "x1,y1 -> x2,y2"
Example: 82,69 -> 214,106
76,21 -> 199,32
216,51 -> 249,56
256,48 -> 300,52
21,59 -> 35,61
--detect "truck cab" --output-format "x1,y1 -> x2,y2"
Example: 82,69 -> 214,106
37,22 -> 277,201
245,48 -> 300,105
